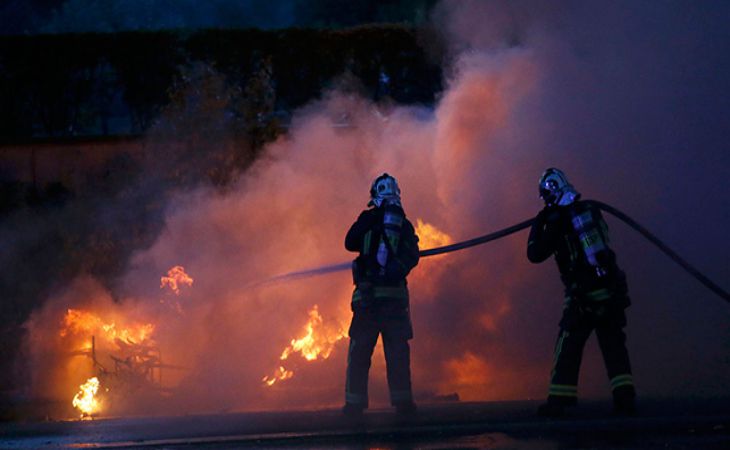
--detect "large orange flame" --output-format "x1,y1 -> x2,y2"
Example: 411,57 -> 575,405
414,219 -> 453,254
60,309 -> 155,348
281,305 -> 346,361
263,305 -> 347,387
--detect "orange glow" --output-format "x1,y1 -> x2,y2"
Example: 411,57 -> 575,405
263,305 -> 347,386
414,219 -> 453,254
160,265 -> 194,295
60,309 -> 155,347
446,352 -> 491,397
480,301 -> 511,332
72,377 -> 101,417
479,314 -> 498,332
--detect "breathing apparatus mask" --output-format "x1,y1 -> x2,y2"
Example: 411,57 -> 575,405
368,173 -> 401,208
539,168 -> 579,207
369,174 -> 404,271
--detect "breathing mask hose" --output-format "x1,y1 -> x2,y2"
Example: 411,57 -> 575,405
261,202 -> 729,303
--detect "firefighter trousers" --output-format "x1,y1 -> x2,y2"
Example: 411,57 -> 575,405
548,306 -> 635,403
345,303 -> 413,408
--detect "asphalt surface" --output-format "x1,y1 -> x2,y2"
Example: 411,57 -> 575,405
1,398 -> 728,449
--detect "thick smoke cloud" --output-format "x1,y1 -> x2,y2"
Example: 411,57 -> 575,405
433,0 -> 730,398
23,0 -> 729,416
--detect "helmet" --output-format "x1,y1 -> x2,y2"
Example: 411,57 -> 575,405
369,173 -> 401,207
538,168 -> 579,206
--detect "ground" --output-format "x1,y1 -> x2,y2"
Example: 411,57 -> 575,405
1,398 -> 728,449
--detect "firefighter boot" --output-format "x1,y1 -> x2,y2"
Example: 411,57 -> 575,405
342,403 -> 364,418
612,385 -> 636,416
537,395 -> 577,417
395,401 -> 417,416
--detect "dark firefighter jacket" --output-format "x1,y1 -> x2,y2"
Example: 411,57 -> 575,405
346,206 -> 419,308
527,199 -> 629,309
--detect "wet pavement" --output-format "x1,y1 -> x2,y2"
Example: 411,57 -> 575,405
1,398 -> 728,449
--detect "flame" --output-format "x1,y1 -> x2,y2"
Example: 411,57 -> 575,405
60,309 -> 155,347
160,265 -> 194,295
262,366 -> 294,387
280,305 -> 347,362
72,377 -> 101,417
263,305 -> 347,386
415,219 -> 453,253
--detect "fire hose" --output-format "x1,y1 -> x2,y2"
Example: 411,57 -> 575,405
265,201 -> 729,303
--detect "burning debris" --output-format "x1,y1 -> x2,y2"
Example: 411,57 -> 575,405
62,308 -> 166,417
42,267 -> 195,418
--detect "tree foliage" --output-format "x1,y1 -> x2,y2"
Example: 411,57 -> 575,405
0,26 -> 443,143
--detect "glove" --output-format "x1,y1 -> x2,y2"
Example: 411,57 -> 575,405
538,206 -> 561,226
369,209 -> 385,235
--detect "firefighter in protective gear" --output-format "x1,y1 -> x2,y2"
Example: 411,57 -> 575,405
528,168 -> 636,416
343,173 -> 420,416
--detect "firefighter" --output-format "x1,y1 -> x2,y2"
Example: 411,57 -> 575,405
527,168 -> 636,416
343,173 -> 420,416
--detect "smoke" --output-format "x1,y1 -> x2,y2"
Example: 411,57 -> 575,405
22,0 -> 730,416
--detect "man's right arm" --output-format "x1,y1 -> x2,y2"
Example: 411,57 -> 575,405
345,210 -> 375,252
527,208 -> 557,263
